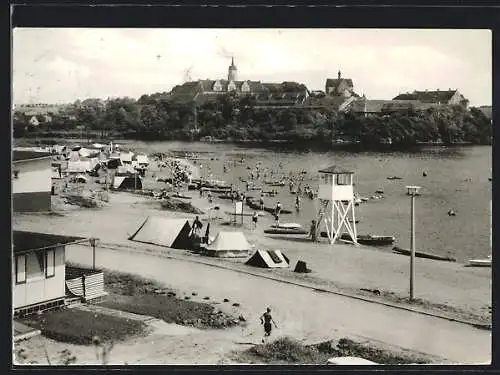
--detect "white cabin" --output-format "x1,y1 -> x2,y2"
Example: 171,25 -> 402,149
318,165 -> 354,201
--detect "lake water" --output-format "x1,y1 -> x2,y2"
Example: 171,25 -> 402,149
20,137 -> 490,263
107,140 -> 491,263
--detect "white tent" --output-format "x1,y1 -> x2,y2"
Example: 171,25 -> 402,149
78,148 -> 92,158
67,160 -> 91,173
120,152 -> 134,164
68,151 -> 80,161
204,231 -> 252,258
136,154 -> 149,166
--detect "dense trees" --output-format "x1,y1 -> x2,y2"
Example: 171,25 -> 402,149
13,93 -> 492,147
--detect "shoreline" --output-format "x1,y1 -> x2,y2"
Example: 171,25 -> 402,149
13,136 -> 490,152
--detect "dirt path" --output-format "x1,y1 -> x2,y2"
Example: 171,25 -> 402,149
63,244 -> 490,364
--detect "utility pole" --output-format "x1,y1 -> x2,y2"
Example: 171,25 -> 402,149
406,186 -> 421,301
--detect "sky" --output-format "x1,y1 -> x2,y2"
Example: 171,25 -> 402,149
12,28 -> 492,106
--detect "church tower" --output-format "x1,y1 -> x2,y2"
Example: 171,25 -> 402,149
228,57 -> 237,81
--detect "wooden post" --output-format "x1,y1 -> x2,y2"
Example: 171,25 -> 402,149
90,238 -> 96,270
410,193 -> 416,301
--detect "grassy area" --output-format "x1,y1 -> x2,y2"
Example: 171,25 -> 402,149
101,269 -> 242,329
237,337 -> 432,365
20,308 -> 147,346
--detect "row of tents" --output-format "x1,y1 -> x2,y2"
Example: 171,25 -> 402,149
128,216 -> 290,268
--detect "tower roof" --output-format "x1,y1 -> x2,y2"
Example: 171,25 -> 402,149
229,57 -> 236,69
318,165 -> 354,174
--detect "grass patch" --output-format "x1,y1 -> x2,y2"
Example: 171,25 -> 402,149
20,308 -> 147,346
248,337 -> 327,364
239,337 -> 432,364
102,269 -> 241,329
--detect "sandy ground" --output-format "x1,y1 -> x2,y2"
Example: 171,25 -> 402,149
30,242 -> 490,364
14,187 -> 491,324
12,160 -> 492,365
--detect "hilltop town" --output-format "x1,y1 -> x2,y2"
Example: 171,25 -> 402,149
13,58 -> 492,147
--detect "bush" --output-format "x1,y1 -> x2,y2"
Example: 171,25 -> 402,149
20,308 -> 147,345
250,337 -> 324,363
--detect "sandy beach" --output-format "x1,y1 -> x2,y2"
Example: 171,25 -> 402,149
13,155 -> 491,326
12,153 -> 491,365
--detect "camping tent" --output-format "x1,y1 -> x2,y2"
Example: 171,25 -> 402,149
67,160 -> 91,173
204,231 -> 252,258
129,216 -> 192,249
78,148 -> 98,158
112,175 -> 142,190
136,154 -> 149,166
245,250 -> 290,268
120,152 -> 134,164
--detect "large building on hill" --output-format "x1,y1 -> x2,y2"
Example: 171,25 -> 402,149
325,71 -> 356,98
168,58 -> 310,107
393,89 -> 469,109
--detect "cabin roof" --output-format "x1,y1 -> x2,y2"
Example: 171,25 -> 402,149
13,150 -> 52,162
13,231 -> 88,254
318,165 -> 354,174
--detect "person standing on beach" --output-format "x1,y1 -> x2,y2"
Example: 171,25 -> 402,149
260,307 -> 278,342
295,195 -> 301,212
310,219 -> 317,242
275,201 -> 282,216
259,194 -> 265,211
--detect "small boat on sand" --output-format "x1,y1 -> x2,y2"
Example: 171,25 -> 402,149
392,246 -> 456,262
467,257 -> 491,267
172,193 -> 192,200
387,176 -> 403,180
264,227 -> 309,235
225,211 -> 264,217
271,223 -> 302,229
320,232 -> 394,246
246,198 -> 292,214
264,181 -> 286,187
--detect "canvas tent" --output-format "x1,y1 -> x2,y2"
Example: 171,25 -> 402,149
112,175 -> 143,190
136,154 -> 149,166
120,152 -> 134,164
204,231 -> 251,258
245,250 -> 290,268
128,216 -> 192,249
67,160 -> 91,173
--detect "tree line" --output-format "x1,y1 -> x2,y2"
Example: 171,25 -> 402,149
13,92 -> 492,147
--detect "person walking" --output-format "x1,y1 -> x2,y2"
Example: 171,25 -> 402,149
259,194 -> 265,211
295,195 -> 301,212
275,201 -> 282,216
260,307 -> 278,342
192,216 -> 203,235
252,211 -> 258,229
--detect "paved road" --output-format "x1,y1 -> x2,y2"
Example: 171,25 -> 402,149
67,244 -> 491,364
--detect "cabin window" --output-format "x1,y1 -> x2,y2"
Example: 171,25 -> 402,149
27,251 -> 46,281
45,248 -> 55,278
16,254 -> 26,284
336,174 -> 351,186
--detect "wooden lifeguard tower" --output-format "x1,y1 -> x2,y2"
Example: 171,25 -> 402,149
316,165 -> 358,245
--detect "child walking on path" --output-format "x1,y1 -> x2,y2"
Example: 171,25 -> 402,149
260,307 -> 278,342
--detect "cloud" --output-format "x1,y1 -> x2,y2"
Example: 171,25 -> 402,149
12,28 -> 491,106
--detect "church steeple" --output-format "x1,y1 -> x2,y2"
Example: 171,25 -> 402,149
228,57 -> 237,81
